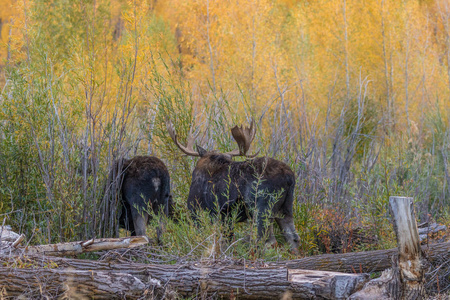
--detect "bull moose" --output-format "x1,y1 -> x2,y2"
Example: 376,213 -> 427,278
111,156 -> 171,237
166,119 -> 300,253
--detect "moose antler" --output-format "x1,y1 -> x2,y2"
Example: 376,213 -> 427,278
166,118 -> 200,157
226,119 -> 258,157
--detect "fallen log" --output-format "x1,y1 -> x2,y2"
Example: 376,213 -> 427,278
0,236 -> 149,256
0,231 -> 446,298
272,241 -> 450,273
0,255 -> 368,299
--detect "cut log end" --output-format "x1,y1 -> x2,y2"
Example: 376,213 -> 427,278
289,269 -> 369,299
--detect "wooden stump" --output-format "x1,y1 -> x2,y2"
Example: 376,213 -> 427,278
389,196 -> 427,299
350,196 -> 428,300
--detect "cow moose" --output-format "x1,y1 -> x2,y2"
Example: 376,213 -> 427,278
166,119 -> 300,253
110,156 -> 171,238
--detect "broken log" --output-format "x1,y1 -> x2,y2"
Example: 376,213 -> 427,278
0,225 -> 21,242
0,236 -> 149,256
349,196 -> 428,300
0,255 -> 368,299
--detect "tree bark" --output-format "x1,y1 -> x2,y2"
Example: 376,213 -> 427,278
0,255 -> 368,299
0,232 -> 447,298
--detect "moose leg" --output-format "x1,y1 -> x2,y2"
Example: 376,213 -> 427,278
155,213 -> 167,245
266,223 -> 277,246
257,219 -> 277,246
256,209 -> 273,244
119,202 -> 136,236
275,216 -> 300,254
156,221 -> 164,245
217,209 -> 235,241
130,208 -> 149,237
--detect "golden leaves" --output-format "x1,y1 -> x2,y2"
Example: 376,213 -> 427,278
4,0 -> 450,133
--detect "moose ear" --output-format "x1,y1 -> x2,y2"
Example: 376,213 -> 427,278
196,145 -> 207,157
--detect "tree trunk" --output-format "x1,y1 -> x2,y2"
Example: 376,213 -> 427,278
0,255 -> 368,299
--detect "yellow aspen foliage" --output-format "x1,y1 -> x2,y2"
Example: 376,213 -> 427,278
3,0 -> 450,132
0,0 -> 16,59
0,0 -> 22,81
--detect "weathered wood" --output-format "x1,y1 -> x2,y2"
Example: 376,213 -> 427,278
0,236 -> 149,256
271,241 -> 449,273
349,196 -> 428,300
0,255 -> 368,299
0,195 -> 442,299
